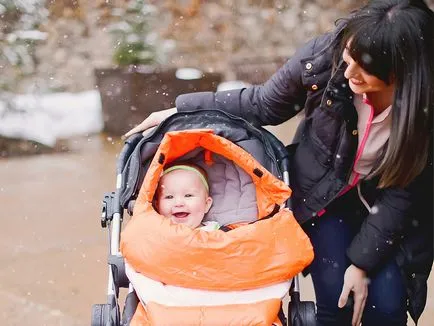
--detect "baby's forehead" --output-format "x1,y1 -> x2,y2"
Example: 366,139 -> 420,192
161,169 -> 197,180
159,169 -> 204,188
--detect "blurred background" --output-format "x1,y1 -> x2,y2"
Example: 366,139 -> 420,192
0,0 -> 433,325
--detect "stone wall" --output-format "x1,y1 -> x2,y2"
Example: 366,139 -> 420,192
10,0 -> 434,93
157,0 -> 361,78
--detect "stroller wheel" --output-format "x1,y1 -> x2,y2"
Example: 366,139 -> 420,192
288,301 -> 316,326
91,304 -> 109,326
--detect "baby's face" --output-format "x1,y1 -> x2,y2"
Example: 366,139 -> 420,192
156,169 -> 213,228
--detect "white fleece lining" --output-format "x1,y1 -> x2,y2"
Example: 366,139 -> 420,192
125,261 -> 291,307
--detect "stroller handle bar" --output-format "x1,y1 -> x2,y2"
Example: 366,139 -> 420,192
117,133 -> 142,174
119,110 -> 292,175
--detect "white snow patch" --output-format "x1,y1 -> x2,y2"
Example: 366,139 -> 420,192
14,30 -> 48,41
175,68 -> 203,80
0,90 -> 103,147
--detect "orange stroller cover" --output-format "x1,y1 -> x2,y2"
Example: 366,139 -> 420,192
120,129 -> 314,325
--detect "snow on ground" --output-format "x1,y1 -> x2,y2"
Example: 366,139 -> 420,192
0,79 -> 248,147
0,90 -> 103,147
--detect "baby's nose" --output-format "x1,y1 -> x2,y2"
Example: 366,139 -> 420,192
174,197 -> 185,206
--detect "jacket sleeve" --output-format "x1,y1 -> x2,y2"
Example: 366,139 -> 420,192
346,163 -> 433,273
175,36 -> 323,127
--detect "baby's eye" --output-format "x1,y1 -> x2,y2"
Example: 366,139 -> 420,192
185,194 -> 194,198
164,195 -> 173,199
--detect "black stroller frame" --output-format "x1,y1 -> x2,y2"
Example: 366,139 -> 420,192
91,110 -> 316,326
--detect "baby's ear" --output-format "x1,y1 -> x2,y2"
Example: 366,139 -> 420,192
205,196 -> 213,213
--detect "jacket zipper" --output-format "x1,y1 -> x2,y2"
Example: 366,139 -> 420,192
316,97 -> 375,217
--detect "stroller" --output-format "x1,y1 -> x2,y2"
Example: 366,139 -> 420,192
91,110 -> 317,326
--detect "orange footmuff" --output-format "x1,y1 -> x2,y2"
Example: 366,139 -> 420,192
120,129 -> 314,325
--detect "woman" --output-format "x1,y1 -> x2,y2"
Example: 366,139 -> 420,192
125,1 -> 433,325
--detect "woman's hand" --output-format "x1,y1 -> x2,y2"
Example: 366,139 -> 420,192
124,107 -> 177,138
338,264 -> 368,326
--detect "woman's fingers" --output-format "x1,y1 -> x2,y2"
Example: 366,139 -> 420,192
142,126 -> 156,137
338,264 -> 368,325
351,292 -> 366,325
351,281 -> 368,326
124,107 -> 178,138
338,283 -> 351,308
124,120 -> 151,138
357,297 -> 367,326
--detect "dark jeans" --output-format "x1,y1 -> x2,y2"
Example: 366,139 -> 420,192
304,210 -> 408,326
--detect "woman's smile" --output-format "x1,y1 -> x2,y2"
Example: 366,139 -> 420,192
349,78 -> 365,86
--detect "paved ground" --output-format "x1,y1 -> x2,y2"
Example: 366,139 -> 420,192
0,124 -> 432,325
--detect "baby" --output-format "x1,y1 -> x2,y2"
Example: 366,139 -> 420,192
155,164 -> 217,229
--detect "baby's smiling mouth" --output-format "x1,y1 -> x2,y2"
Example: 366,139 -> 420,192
173,212 -> 189,218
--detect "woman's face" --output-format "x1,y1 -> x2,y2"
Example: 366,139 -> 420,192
342,45 -> 393,95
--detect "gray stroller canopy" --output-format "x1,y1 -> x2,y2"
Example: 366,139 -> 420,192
118,110 -> 290,225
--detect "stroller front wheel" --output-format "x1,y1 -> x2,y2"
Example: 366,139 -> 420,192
288,301 -> 316,326
91,304 -> 111,326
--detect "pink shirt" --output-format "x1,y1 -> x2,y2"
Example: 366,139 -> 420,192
348,94 -> 392,185
317,94 -> 392,216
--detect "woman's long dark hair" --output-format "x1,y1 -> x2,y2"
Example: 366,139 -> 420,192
335,0 -> 433,188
